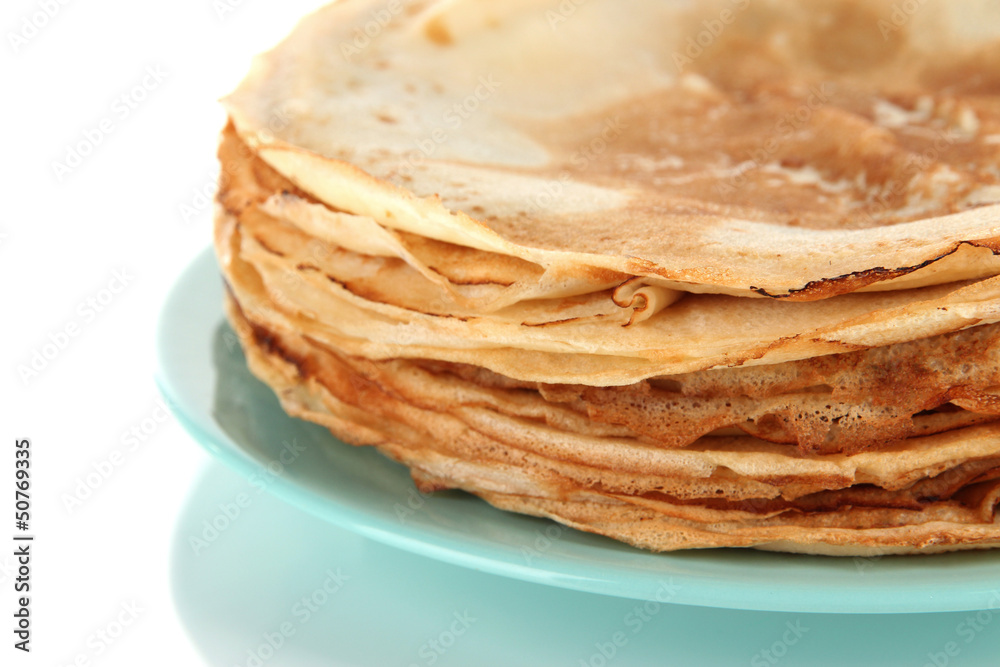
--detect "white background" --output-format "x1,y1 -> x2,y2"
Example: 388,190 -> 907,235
3,0 -> 328,663
4,1 -> 1000,666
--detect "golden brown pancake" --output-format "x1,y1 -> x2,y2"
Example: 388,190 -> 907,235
222,0 -> 1000,299
221,293 -> 1000,554
213,0 -> 1000,553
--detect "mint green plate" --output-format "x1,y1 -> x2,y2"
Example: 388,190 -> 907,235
158,249 -> 1000,614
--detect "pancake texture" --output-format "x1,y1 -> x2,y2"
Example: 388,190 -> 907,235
214,0 -> 1000,553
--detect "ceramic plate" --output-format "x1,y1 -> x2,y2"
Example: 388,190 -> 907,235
157,249 -> 1000,614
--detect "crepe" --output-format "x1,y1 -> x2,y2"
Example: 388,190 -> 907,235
223,0 -> 1000,299
213,0 -> 1000,554
218,126 -> 1000,385
224,296 -> 1000,554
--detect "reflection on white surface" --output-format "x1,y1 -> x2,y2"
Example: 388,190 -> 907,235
171,463 -> 1000,667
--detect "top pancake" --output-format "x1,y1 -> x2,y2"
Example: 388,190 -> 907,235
223,0 -> 1000,299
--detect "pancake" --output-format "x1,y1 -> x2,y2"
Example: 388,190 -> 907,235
223,0 -> 1000,299
223,294 -> 1000,554
218,126 -> 1000,385
213,0 -> 1000,554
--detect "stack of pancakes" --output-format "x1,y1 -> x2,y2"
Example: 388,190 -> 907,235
214,0 -> 1000,553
